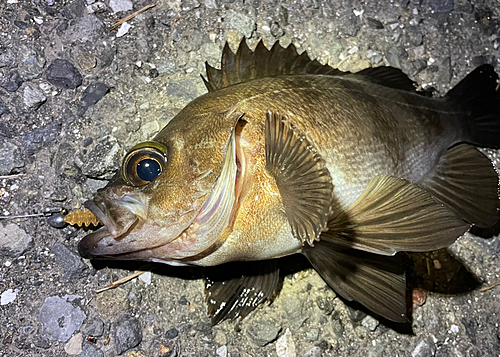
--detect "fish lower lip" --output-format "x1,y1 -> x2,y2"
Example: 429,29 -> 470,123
78,227 -> 111,259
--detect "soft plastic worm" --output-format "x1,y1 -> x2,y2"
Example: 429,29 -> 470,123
63,208 -> 101,227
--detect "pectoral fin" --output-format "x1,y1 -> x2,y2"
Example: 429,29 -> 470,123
303,241 -> 408,322
204,260 -> 280,325
323,175 -> 469,256
265,110 -> 334,246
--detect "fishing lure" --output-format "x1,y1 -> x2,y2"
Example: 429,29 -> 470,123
48,208 -> 101,228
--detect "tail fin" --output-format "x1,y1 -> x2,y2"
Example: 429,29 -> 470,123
445,64 -> 500,148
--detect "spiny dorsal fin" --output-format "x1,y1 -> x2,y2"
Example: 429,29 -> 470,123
203,38 -> 341,92
203,38 -> 421,93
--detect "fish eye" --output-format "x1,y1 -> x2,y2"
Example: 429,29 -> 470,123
122,142 -> 167,186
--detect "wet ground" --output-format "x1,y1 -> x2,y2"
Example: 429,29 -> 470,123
1,0 -> 500,356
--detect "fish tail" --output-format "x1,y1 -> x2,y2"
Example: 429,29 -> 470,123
446,64 -> 500,148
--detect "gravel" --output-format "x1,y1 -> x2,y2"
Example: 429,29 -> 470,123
0,0 -> 499,356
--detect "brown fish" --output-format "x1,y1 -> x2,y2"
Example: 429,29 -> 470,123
79,39 -> 500,324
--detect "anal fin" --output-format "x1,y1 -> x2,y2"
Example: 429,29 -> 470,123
265,111 -> 334,246
419,144 -> 499,228
323,175 -> 469,256
303,241 -> 408,323
204,260 -> 280,325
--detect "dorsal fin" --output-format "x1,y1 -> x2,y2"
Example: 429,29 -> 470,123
203,38 -> 342,92
202,38 -> 421,93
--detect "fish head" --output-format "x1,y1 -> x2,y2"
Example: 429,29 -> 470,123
78,102 -> 243,264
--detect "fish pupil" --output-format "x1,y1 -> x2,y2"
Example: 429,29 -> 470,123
136,158 -> 161,182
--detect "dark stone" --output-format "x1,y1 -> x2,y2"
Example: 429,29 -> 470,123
429,0 -> 454,13
14,20 -> 30,29
80,137 -> 122,180
1,71 -> 24,92
366,18 -> 384,29
165,327 -> 179,339
0,122 -> 12,137
51,243 -> 89,282
45,59 -> 82,89
33,335 -> 51,349
114,316 -> 143,355
347,305 -> 367,322
83,137 -> 93,147
177,296 -> 188,305
385,46 -> 408,68
0,98 -> 9,116
79,342 -> 104,357
77,82 -> 109,116
403,59 -> 427,77
338,13 -> 361,37
22,122 -> 61,155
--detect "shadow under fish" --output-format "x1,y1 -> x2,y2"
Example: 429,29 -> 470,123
78,39 -> 500,325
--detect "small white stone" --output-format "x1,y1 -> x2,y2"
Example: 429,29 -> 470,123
353,9 -> 364,16
216,345 -> 228,357
139,271 -> 151,286
116,22 -> 132,38
450,324 -> 459,334
276,328 -> 296,357
34,16 -> 44,24
1,289 -> 18,305
64,332 -> 83,355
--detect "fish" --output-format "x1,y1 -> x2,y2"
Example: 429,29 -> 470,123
78,39 -> 500,324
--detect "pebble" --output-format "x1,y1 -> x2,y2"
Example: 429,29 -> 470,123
411,338 -> 436,357
80,136 -> 122,180
1,71 -> 24,92
109,0 -> 133,13
65,332 -> 83,355
0,48 -> 16,68
246,319 -> 282,346
165,327 -> 179,339
0,223 -> 33,258
216,345 -> 228,357
77,52 -> 97,71
39,296 -> 86,342
84,318 -> 105,337
303,347 -> 322,357
384,46 -> 408,69
225,10 -> 256,38
368,344 -> 385,357
347,306 -> 367,322
45,59 -> 82,89
114,315 -> 143,355
366,18 -> 384,29
79,342 -> 104,357
276,328 -> 296,357
330,319 -> 344,338
429,0 -> 454,13
282,296 -> 307,328
51,243 -> 89,282
1,288 -> 18,305
22,122 -> 61,154
20,54 -> 46,80
23,84 -> 47,109
0,98 -> 9,116
0,140 -> 23,174
116,22 -> 132,38
77,82 -> 109,116
361,315 -> 380,332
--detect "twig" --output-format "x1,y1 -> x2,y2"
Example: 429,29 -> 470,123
110,3 -> 156,31
96,270 -> 148,293
0,174 -> 24,179
480,281 -> 500,292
